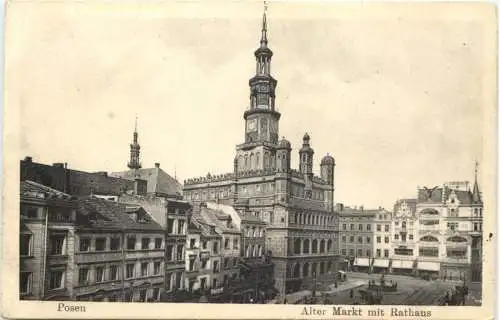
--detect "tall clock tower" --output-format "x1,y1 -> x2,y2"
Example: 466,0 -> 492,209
243,9 -> 280,146
236,8 -> 281,173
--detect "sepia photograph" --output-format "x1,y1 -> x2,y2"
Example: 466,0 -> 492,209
2,1 -> 497,319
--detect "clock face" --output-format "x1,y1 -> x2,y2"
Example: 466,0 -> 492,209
247,120 -> 257,132
258,86 -> 269,93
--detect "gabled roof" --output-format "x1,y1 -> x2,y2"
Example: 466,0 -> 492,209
393,198 -> 417,213
193,205 -> 241,234
111,167 -> 182,197
21,180 -> 73,200
76,198 -> 163,232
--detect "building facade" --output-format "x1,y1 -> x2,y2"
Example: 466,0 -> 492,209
338,205 -> 375,273
391,199 -> 418,275
20,181 -> 77,301
182,10 -> 339,298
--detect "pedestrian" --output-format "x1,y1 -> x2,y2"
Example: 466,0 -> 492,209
350,289 -> 354,299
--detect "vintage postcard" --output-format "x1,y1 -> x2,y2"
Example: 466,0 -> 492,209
2,1 -> 497,319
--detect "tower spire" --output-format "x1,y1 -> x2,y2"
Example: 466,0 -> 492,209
472,160 -> 481,203
261,1 -> 268,47
128,115 -> 141,170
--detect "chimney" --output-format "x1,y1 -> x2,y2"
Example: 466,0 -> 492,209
24,156 -> 33,162
155,163 -> 160,168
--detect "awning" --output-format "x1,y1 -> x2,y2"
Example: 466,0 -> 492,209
418,261 -> 440,271
392,260 -> 413,269
373,259 -> 389,268
354,257 -> 370,267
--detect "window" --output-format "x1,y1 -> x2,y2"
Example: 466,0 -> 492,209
377,236 -> 381,243
49,271 -> 64,290
366,250 -> 371,257
376,249 -> 381,257
224,258 -> 230,269
141,238 -> 150,250
20,234 -> 32,256
178,220 -> 185,235
154,261 -> 161,275
126,264 -> 135,278
409,234 -> 414,240
127,236 -> 136,250
357,249 -> 362,256
349,236 -> 354,243
341,249 -> 346,256
419,247 -> 439,257
166,245 -> 174,261
139,289 -> 147,302
202,241 -> 208,250
213,242 -> 219,254
201,260 -> 208,269
358,224 -> 363,231
224,239 -> 230,249
384,249 -> 389,258
366,237 -> 371,244
342,224 -> 346,230
24,206 -> 38,218
50,235 -> 65,255
79,238 -> 90,252
384,236 -> 389,243
385,224 -> 389,232
154,238 -> 162,249
95,238 -> 106,251
447,222 -> 459,231
350,224 -> 354,230
358,236 -> 363,244
212,278 -> 217,289
79,267 -> 89,285
110,237 -> 120,251
395,234 -> 399,240
366,224 -> 371,231
402,221 -> 407,228
189,239 -> 196,249
233,239 -> 239,249
167,219 -> 174,234
474,223 -> 479,232
349,249 -> 354,256
95,267 -> 105,283
395,221 -> 399,226
109,265 -> 118,280
20,272 -> 32,294
141,262 -> 149,276
213,261 -> 220,273
377,224 -> 381,232
176,245 -> 184,261
341,236 -> 346,242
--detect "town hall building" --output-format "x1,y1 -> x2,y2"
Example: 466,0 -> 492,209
183,10 -> 340,298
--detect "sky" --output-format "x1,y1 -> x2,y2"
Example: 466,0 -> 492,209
7,2 -> 493,209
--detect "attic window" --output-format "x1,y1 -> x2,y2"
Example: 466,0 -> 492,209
137,213 -> 148,223
451,198 -> 455,204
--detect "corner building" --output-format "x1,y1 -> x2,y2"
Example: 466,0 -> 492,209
183,11 -> 339,298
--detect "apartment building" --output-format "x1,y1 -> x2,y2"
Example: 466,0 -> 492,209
338,205 -> 374,273
74,199 -> 165,302
372,209 -> 393,273
391,199 -> 418,275
20,181 -> 77,300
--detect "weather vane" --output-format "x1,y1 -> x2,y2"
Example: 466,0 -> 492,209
264,0 -> 268,13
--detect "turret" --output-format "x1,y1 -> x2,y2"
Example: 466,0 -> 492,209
320,154 -> 335,184
127,116 -> 141,170
276,137 -> 291,172
299,133 -> 314,175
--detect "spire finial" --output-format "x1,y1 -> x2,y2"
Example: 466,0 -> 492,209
134,114 -> 138,133
261,1 -> 269,45
475,160 -> 479,180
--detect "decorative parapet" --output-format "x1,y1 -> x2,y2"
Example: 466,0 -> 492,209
236,168 -> 277,178
184,172 -> 235,185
